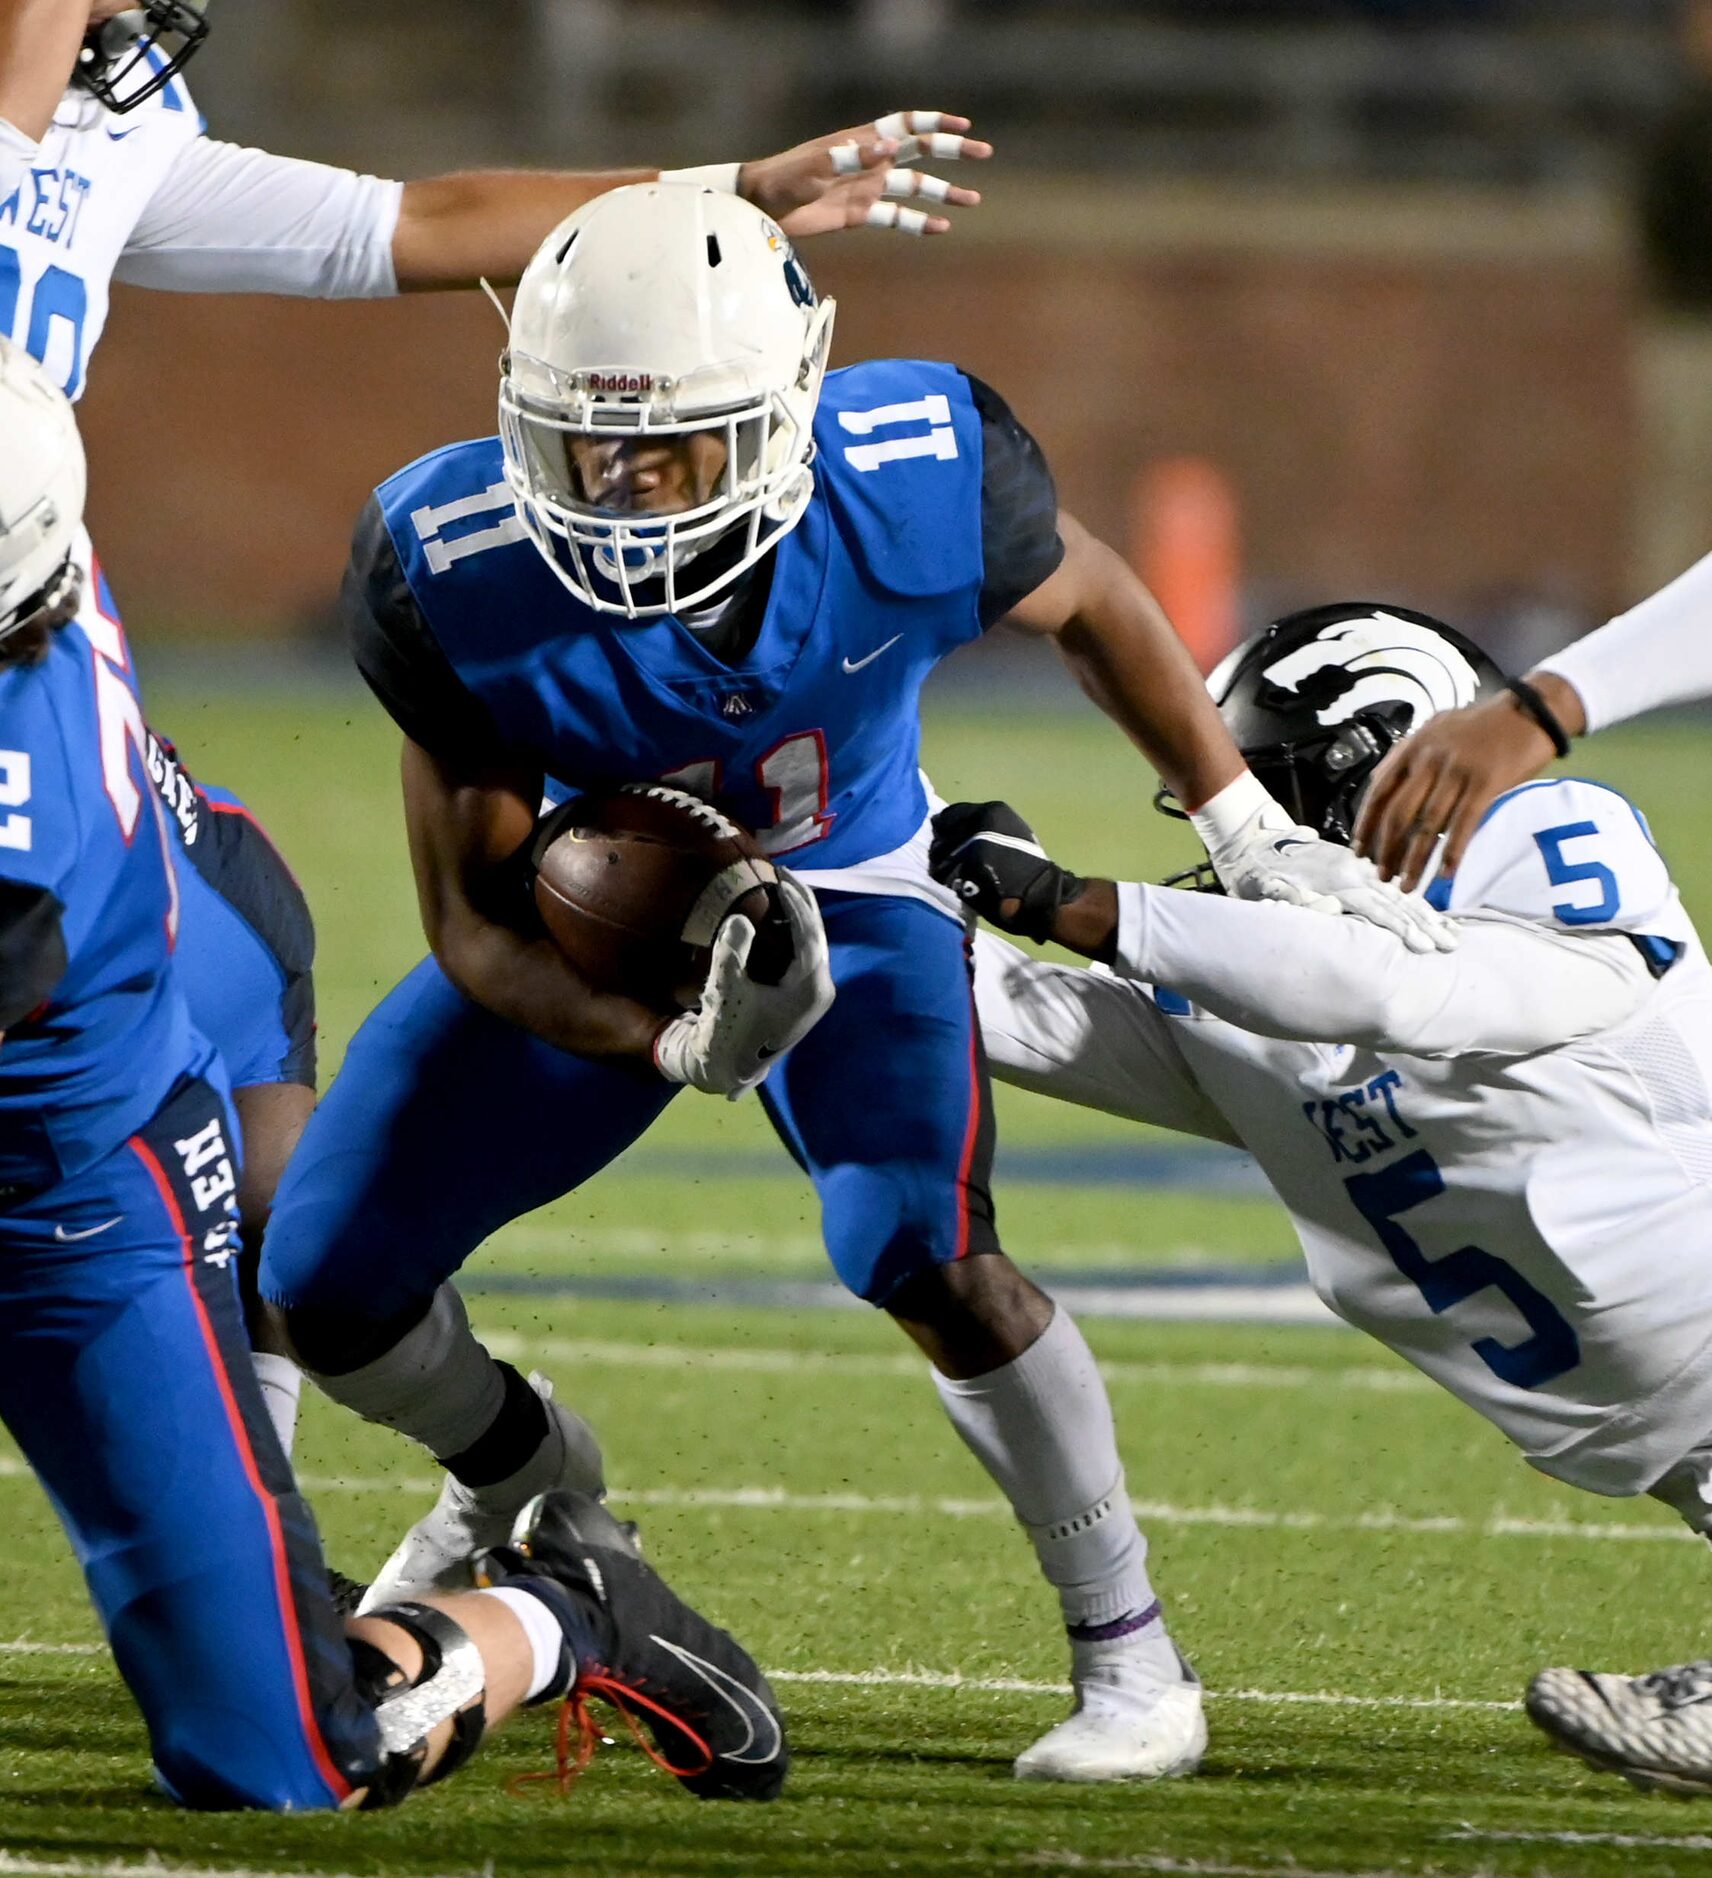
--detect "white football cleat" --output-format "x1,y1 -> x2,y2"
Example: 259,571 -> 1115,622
1527,1660 -> 1712,1795
358,1373 -> 604,1613
1015,1636 -> 1208,1783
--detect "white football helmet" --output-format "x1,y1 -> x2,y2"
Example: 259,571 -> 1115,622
498,182 -> 837,619
0,336 -> 85,646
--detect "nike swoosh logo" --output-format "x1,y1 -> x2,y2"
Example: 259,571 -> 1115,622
53,1216 -> 120,1243
106,125 -> 143,141
650,1634 -> 783,1765
1273,837 -> 1312,852
841,635 -> 903,674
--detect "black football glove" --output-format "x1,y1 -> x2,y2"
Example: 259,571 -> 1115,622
929,801 -> 1084,943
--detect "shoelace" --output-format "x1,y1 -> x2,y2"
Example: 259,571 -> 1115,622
1638,1662 -> 1712,1709
511,1672 -> 716,1796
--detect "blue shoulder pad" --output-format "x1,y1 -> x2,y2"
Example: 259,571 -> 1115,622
812,360 -> 985,600
1447,777 -> 1689,941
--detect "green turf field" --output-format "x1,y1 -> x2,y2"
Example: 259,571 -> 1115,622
4,686 -> 1712,1878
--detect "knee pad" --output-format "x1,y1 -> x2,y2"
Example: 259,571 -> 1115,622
350,1601 -> 487,1809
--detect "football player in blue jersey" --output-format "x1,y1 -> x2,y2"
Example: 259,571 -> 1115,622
139,726 -> 324,1459
0,0 -> 996,1469
257,184 -> 1452,1784
0,334 -> 793,1811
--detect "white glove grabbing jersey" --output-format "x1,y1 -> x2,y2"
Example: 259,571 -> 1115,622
975,777 -> 1712,1499
1188,770 -> 1457,955
653,873 -> 835,1099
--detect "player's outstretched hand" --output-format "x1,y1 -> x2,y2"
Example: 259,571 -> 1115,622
653,873 -> 834,1099
1353,685 -> 1578,891
741,111 -> 991,239
929,802 -> 1084,943
1192,771 -> 1457,954
1226,829 -> 1456,955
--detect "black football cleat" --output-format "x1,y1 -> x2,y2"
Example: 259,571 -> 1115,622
477,1490 -> 787,1801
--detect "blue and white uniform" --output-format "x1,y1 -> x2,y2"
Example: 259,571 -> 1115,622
0,63 -> 399,399
0,542 -> 377,1809
146,728 -> 317,1094
974,777 -> 1712,1501
262,358 -> 1061,1318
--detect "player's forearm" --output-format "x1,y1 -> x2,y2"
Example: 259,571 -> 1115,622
1534,549 -> 1712,735
0,0 -> 83,143
1142,885 -> 1651,1054
431,911 -> 665,1064
1081,882 -> 1648,1057
391,169 -> 656,291
1050,534 -> 1245,814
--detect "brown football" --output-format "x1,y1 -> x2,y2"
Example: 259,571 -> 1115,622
532,785 -> 776,1011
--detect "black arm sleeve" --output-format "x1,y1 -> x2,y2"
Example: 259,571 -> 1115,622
343,496 -> 513,770
0,882 -> 67,1031
966,373 -> 1065,628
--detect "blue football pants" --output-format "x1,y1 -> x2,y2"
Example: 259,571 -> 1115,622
0,1076 -> 380,1809
262,891 -> 998,1320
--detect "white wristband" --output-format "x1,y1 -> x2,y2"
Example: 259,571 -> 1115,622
659,161 -> 743,195
1186,770 -> 1278,855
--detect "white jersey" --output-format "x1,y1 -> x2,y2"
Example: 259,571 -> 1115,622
0,74 -> 400,398
1537,550 -> 1712,734
975,777 -> 1712,1499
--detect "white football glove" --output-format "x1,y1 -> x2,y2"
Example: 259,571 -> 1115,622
652,872 -> 835,1099
1189,772 -> 1457,956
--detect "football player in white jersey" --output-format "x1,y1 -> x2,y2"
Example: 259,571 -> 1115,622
0,1 -> 991,404
931,602 -> 1712,1797
1355,549 -> 1712,892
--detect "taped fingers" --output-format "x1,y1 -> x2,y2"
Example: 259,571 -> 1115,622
875,110 -> 947,136
884,168 -> 953,203
865,202 -> 932,237
889,131 -> 978,163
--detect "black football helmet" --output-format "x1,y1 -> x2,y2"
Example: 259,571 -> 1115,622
1161,603 -> 1506,863
74,4 -> 210,115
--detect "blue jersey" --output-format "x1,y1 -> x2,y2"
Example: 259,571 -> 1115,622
0,548 -> 205,1196
347,359 -> 1061,869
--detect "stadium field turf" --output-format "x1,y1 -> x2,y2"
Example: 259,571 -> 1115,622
3,685 -> 1710,1877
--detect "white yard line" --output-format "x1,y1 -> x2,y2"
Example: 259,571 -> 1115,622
0,1455 -> 1684,1544
1447,1826 -> 1712,1850
480,1332 -> 1426,1393
0,1640 -> 1516,1712
768,1668 -> 1516,1713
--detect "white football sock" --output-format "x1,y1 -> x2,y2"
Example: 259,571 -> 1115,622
477,1585 -> 568,1702
251,1351 -> 303,1461
932,1305 -> 1169,1649
306,1284 -> 506,1461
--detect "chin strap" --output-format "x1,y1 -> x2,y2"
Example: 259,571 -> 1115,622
351,1602 -> 488,1809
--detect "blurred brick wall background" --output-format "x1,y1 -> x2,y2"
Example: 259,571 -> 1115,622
77,183 -> 1635,639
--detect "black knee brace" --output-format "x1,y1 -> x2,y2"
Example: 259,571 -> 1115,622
350,1601 -> 487,1809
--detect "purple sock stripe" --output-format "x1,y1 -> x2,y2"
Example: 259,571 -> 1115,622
1067,1599 -> 1162,1644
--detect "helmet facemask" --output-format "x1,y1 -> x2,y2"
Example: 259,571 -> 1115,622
75,3 -> 210,114
498,183 -> 836,622
499,329 -> 829,619
0,555 -> 82,669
